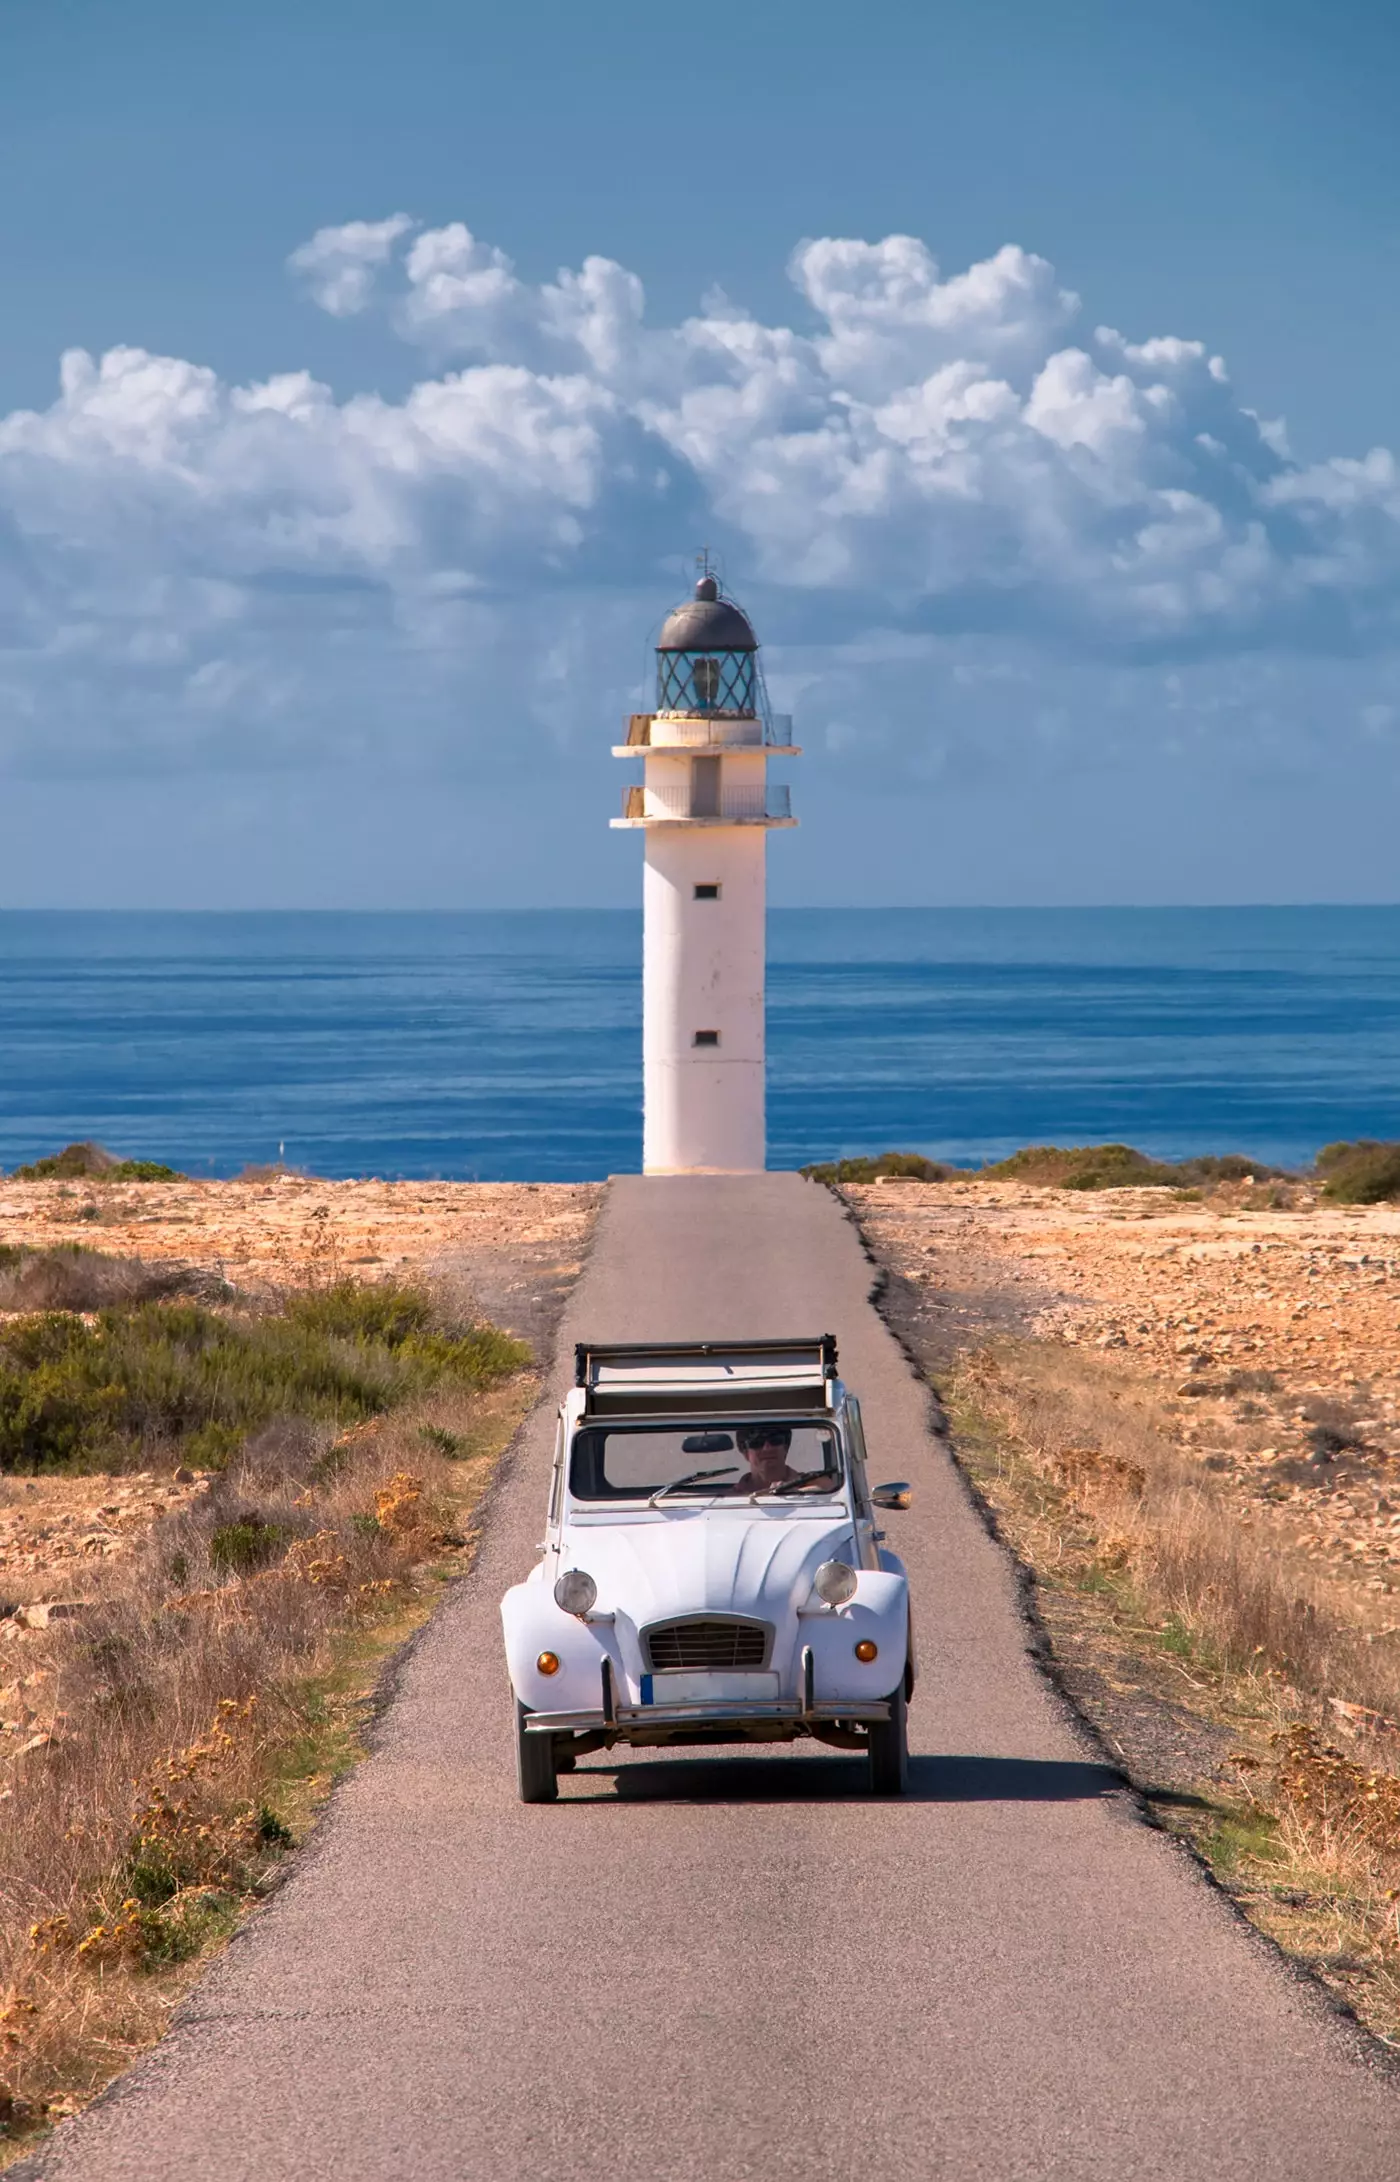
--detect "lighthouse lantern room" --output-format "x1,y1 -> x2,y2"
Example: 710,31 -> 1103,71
612,573 -> 799,1174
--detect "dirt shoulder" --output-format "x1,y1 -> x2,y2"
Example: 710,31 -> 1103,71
846,1174 -> 1400,2049
852,1175 -> 1400,1592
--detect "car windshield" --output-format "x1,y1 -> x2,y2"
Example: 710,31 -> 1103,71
570,1421 -> 842,1502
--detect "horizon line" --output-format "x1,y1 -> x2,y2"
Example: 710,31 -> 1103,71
1,902 -> 1398,918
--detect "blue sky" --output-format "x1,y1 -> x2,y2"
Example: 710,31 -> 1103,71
2,0 -> 1398,907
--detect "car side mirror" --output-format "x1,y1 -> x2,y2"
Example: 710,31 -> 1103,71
871,1481 -> 912,1510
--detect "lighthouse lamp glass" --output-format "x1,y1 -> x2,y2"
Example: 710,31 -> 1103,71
812,1559 -> 858,1608
692,657 -> 720,707
554,1569 -> 598,1617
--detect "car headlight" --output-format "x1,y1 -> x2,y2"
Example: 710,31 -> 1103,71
553,1568 -> 598,1616
812,1559 -> 858,1607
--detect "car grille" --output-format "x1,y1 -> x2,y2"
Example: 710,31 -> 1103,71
643,1617 -> 771,1672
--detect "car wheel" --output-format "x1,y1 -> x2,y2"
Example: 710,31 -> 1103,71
868,1685 -> 909,1796
515,1701 -> 559,1803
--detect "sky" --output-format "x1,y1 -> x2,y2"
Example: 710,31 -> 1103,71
1,0 -> 1399,908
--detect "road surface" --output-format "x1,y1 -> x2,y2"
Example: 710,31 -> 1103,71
23,1175 -> 1400,2179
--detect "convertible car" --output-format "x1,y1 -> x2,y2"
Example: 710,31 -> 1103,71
500,1335 -> 914,1801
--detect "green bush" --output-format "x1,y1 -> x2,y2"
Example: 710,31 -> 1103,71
802,1151 -> 953,1184
980,1144 -> 1279,1191
419,1425 -> 465,1457
0,1275 -> 531,1473
803,1142 -> 1283,1192
1315,1140 -> 1400,1205
283,1281 -> 436,1347
10,1142 -> 182,1182
982,1144 -> 1178,1189
208,1519 -> 290,1575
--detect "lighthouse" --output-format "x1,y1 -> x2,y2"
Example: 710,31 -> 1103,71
612,573 -> 798,1174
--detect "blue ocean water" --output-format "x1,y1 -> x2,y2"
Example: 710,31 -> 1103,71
0,909 -> 1397,1182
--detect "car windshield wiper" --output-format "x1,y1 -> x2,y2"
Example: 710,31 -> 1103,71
648,1465 -> 739,1508
766,1470 -> 842,1497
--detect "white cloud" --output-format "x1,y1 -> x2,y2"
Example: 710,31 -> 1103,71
3,215 -> 1400,790
287,215 -> 414,317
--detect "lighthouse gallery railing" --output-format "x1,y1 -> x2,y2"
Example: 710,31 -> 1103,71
621,783 -> 791,822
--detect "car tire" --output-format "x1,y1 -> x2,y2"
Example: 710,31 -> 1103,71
516,1701 -> 559,1803
868,1685 -> 909,1796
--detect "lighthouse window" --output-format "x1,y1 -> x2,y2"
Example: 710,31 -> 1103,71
694,883 -> 720,901
693,1030 -> 720,1047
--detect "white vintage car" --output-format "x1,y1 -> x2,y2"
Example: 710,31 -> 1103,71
500,1336 -> 914,1801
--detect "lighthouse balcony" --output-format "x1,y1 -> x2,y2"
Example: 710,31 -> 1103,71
612,782 -> 795,828
615,712 -> 799,756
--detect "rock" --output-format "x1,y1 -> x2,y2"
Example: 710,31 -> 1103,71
16,1602 -> 86,1630
172,1466 -> 195,1484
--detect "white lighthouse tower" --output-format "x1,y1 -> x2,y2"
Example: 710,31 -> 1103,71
612,572 -> 798,1174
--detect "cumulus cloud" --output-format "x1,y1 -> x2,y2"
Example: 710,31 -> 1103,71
287,214 -> 414,318
2,215 -> 1400,785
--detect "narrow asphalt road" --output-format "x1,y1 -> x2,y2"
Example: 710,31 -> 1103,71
24,1175 -> 1400,2180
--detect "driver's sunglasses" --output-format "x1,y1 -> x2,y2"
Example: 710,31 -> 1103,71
747,1432 -> 790,1449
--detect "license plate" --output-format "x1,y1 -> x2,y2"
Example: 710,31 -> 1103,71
640,1671 -> 780,1705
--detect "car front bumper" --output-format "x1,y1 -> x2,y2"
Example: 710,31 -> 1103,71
524,1697 -> 892,1733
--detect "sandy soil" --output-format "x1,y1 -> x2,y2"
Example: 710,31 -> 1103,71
0,1177 -> 602,1349
847,1175 -> 1400,1601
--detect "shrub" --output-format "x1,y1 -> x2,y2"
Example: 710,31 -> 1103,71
10,1142 -> 182,1182
208,1520 -> 291,1575
283,1281 -> 435,1348
419,1425 -> 465,1457
0,1274 -> 531,1473
981,1144 -> 1281,1191
1315,1141 -> 1400,1205
802,1151 -> 953,1184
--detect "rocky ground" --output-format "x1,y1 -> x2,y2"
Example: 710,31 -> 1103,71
849,1174 -> 1400,1608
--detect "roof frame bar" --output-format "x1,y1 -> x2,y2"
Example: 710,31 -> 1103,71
574,1335 -> 838,1388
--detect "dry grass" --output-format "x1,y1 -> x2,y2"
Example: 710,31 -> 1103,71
0,1376 -> 533,2146
951,1340 -> 1400,2040
0,1247 -> 212,1314
959,1344 -> 1400,1714
0,1237 -> 539,2151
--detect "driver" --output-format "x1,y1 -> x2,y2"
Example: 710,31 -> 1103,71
732,1423 -> 799,1492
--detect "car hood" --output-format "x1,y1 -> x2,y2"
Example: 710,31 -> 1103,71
559,1510 -> 854,1627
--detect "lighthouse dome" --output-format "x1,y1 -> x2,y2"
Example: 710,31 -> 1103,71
657,575 -> 758,654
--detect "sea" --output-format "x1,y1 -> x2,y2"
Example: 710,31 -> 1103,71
0,908 -> 1397,1183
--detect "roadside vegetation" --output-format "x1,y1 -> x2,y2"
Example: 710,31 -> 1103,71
0,1247 -> 533,2152
801,1151 -> 952,1185
948,1340 -> 1400,2043
978,1144 -> 1284,1191
0,1259 -> 525,1475
7,1145 -> 183,1185
806,1138 -> 1400,1203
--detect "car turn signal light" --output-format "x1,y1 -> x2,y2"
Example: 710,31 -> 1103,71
854,1639 -> 879,1663
536,1651 -> 561,1675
